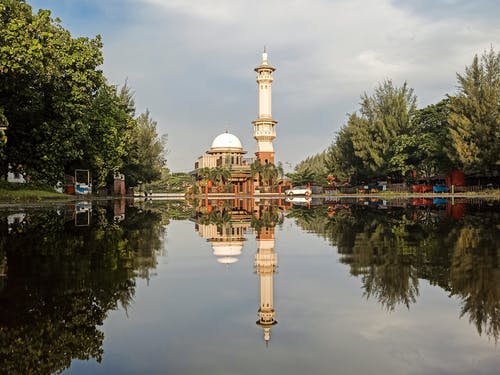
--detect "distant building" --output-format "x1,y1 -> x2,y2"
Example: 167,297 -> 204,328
194,132 -> 254,194
193,50 -> 279,193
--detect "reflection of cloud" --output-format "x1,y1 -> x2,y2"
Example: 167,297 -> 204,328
31,0 -> 500,170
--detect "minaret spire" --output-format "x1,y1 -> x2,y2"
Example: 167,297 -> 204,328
252,50 -> 277,165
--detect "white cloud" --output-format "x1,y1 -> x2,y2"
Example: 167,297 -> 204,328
46,0 -> 500,170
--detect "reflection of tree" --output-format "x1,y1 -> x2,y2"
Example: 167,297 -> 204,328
251,209 -> 283,233
0,201 -> 172,374
198,207 -> 232,226
290,201 -> 500,336
450,219 -> 500,342
348,219 -> 420,311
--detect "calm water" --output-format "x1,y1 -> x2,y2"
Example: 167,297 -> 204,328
0,198 -> 499,375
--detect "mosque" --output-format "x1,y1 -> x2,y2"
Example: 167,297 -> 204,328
193,50 -> 278,194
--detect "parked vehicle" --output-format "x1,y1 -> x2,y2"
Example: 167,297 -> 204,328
285,186 -> 312,196
433,184 -> 450,193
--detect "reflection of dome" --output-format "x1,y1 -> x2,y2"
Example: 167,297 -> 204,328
217,257 -> 239,265
211,241 -> 243,264
210,132 -> 243,151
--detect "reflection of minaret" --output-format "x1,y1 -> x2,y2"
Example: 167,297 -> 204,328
253,48 -> 277,165
255,226 -> 277,345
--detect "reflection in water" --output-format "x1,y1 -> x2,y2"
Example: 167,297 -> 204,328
194,199 -> 283,344
0,198 -> 498,374
287,199 -> 500,342
0,199 -> 192,375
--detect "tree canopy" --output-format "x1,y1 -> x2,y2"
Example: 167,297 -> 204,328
448,48 -> 500,176
308,49 -> 500,185
0,0 -> 166,188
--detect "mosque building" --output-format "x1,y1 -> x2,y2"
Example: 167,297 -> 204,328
193,50 -> 278,193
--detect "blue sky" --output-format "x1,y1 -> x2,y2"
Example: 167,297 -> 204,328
29,0 -> 500,172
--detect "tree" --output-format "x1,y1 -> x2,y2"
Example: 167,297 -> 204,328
77,83 -> 131,188
350,80 -> 417,180
209,166 -> 231,188
448,47 -> 500,176
276,161 -> 284,180
390,100 -> 454,181
120,109 -> 166,187
287,166 -> 315,186
0,1 -> 105,183
260,163 -> 278,186
326,121 -> 367,184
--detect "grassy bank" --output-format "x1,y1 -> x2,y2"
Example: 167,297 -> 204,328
0,182 -> 73,202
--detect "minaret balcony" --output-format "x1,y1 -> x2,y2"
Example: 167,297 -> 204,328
254,129 -> 276,136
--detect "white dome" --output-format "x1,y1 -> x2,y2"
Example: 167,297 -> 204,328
211,132 -> 243,150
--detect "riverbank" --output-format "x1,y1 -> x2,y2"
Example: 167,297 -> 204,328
0,182 -> 74,203
1,185 -> 499,205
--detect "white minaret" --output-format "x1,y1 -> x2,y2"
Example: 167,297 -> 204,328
255,226 -> 277,345
253,48 -> 277,165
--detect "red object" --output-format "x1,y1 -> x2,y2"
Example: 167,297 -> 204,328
412,185 -> 433,193
412,198 -> 433,206
453,170 -> 465,186
446,203 -> 465,219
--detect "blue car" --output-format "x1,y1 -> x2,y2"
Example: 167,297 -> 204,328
433,184 -> 449,193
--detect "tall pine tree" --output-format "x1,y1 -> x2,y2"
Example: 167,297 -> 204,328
448,48 -> 500,176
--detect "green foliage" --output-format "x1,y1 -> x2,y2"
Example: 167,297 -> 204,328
324,81 -> 417,184
250,161 -> 280,186
326,122 -> 367,184
121,109 -> 167,187
0,1 -> 167,188
448,48 -> 500,176
351,80 -> 417,179
148,170 -> 194,193
0,0 -> 104,183
390,100 -> 454,181
289,151 -> 328,185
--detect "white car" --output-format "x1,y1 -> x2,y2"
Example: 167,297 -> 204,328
284,186 -> 312,196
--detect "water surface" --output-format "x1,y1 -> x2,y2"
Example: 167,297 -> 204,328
0,198 -> 499,374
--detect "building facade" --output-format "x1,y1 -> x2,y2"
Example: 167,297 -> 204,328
193,51 -> 278,194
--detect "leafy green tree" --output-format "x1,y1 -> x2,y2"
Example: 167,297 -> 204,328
287,166 -> 315,186
390,100 -> 453,181
276,161 -> 284,180
0,1 -> 105,183
448,47 -> 500,175
209,166 -> 231,188
350,80 -> 417,180
291,151 -> 328,185
326,121 -> 367,184
121,109 -> 166,187
76,83 -> 131,188
260,163 -> 278,186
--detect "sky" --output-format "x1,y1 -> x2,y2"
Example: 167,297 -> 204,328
29,0 -> 500,172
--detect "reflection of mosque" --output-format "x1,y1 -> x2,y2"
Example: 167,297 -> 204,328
194,198 -> 281,345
